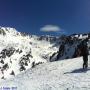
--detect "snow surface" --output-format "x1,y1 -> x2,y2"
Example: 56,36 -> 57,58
0,56 -> 90,90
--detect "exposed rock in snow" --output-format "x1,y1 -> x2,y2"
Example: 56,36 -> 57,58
50,34 -> 90,61
0,27 -> 58,80
0,26 -> 89,82
0,56 -> 90,90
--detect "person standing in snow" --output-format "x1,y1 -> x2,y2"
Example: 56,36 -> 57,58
80,39 -> 89,69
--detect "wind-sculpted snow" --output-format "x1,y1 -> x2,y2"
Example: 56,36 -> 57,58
1,57 -> 90,90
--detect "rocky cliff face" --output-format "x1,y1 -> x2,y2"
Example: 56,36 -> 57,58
50,34 -> 90,61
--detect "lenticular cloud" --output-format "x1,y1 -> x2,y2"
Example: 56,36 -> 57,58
40,25 -> 61,32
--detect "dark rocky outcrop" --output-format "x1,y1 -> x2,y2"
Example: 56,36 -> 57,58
19,51 -> 33,71
50,35 -> 90,61
0,47 -> 15,58
0,29 -> 6,35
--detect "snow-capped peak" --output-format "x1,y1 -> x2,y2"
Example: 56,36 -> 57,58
0,27 -> 21,37
0,27 -> 58,80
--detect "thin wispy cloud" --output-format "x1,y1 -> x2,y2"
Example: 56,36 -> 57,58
40,25 -> 61,32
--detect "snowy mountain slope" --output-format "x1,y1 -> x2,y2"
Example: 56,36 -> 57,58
0,56 -> 90,90
0,26 -> 90,81
0,27 -> 58,80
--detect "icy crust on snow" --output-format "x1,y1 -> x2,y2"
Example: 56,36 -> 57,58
0,27 -> 58,80
0,57 -> 90,90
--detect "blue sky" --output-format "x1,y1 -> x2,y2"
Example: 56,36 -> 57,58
0,0 -> 90,35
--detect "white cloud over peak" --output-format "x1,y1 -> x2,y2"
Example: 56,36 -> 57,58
40,25 -> 61,32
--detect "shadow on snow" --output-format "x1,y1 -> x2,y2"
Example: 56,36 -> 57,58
64,68 -> 90,74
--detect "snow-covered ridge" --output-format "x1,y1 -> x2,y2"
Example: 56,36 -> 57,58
71,33 -> 89,39
0,27 -> 58,80
0,27 -> 20,36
